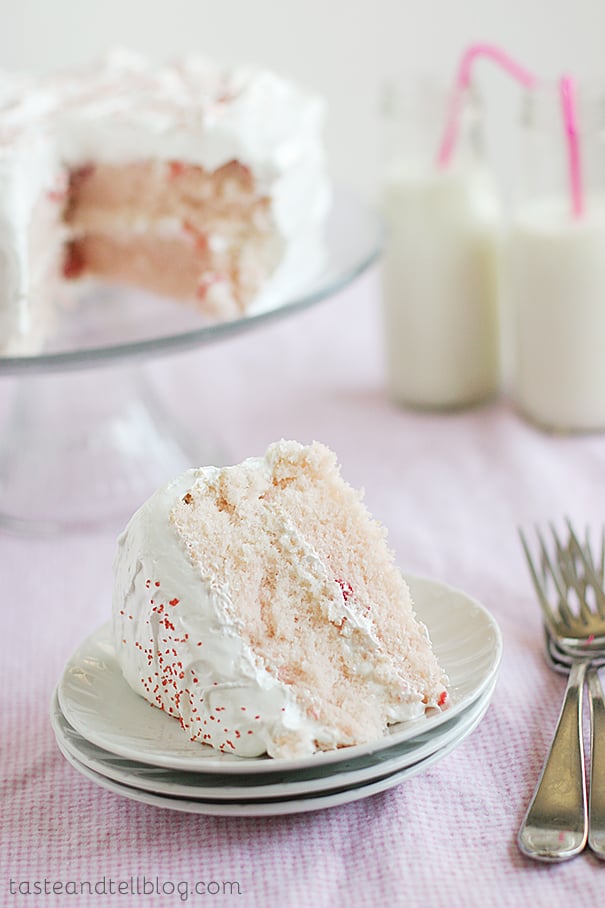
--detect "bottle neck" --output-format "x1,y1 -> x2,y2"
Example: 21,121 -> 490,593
516,83 -> 605,209
382,80 -> 487,176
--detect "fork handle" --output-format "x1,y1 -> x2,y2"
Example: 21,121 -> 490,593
518,658 -> 588,862
588,667 -> 605,858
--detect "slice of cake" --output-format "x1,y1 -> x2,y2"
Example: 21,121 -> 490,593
0,51 -> 330,354
113,441 -> 448,759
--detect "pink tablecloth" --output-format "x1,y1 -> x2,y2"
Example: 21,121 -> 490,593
2,266 -> 605,907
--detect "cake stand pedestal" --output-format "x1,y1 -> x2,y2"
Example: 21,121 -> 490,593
0,189 -> 381,535
0,362 -> 206,534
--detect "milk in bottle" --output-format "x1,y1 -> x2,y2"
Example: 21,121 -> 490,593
510,85 -> 605,431
382,82 -> 501,409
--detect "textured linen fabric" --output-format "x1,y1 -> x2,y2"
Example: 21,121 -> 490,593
2,266 -> 605,907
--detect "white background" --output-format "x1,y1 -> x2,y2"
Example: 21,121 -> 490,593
2,0 -> 605,198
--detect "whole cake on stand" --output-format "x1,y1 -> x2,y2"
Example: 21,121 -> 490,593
0,52 -> 380,533
0,49 -> 330,355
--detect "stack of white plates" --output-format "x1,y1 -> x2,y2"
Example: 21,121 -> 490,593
52,575 -> 502,817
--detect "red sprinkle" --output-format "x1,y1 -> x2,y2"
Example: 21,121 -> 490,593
334,578 -> 354,602
62,242 -> 86,279
169,598 -> 180,607
168,161 -> 187,178
438,691 -> 448,708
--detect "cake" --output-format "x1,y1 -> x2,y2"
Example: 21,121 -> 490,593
0,50 -> 330,354
113,440 -> 448,759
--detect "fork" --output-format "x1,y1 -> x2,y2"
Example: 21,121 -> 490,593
517,521 -> 605,862
546,636 -> 605,858
550,522 -> 605,857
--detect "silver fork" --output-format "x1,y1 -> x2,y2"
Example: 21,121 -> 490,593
541,526 -> 605,859
517,521 -> 605,862
554,520 -> 605,869
546,637 -> 605,857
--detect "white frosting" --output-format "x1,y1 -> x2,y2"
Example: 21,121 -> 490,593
113,446 -> 428,759
114,465 -> 341,758
0,50 -> 330,353
0,131 -> 62,348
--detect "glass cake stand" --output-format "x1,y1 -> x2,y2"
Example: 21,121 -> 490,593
0,189 -> 382,534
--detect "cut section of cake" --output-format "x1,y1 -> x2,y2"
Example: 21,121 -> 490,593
113,441 -> 448,758
63,159 -> 281,317
0,51 -> 330,354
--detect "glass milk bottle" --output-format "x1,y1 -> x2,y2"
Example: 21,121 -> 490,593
381,81 -> 501,410
510,85 -> 605,432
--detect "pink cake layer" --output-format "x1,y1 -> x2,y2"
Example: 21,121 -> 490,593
61,159 -> 283,317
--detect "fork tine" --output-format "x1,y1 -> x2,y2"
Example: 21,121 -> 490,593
590,525 -> 605,584
549,520 -> 578,585
580,524 -> 602,587
565,518 -> 605,620
583,525 -> 601,584
559,521 -> 597,624
584,524 -> 592,575
549,520 -> 565,551
536,523 -> 567,599
538,525 -> 577,625
577,552 -> 605,620
565,518 -> 596,581
565,517 -> 586,554
559,553 -> 594,625
538,526 -> 565,594
519,527 -> 567,633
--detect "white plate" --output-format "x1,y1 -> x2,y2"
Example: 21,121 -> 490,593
52,676 -> 497,800
55,694 -> 492,816
57,574 -> 502,773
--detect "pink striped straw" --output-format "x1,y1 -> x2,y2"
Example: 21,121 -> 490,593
559,75 -> 584,218
436,43 -> 537,168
